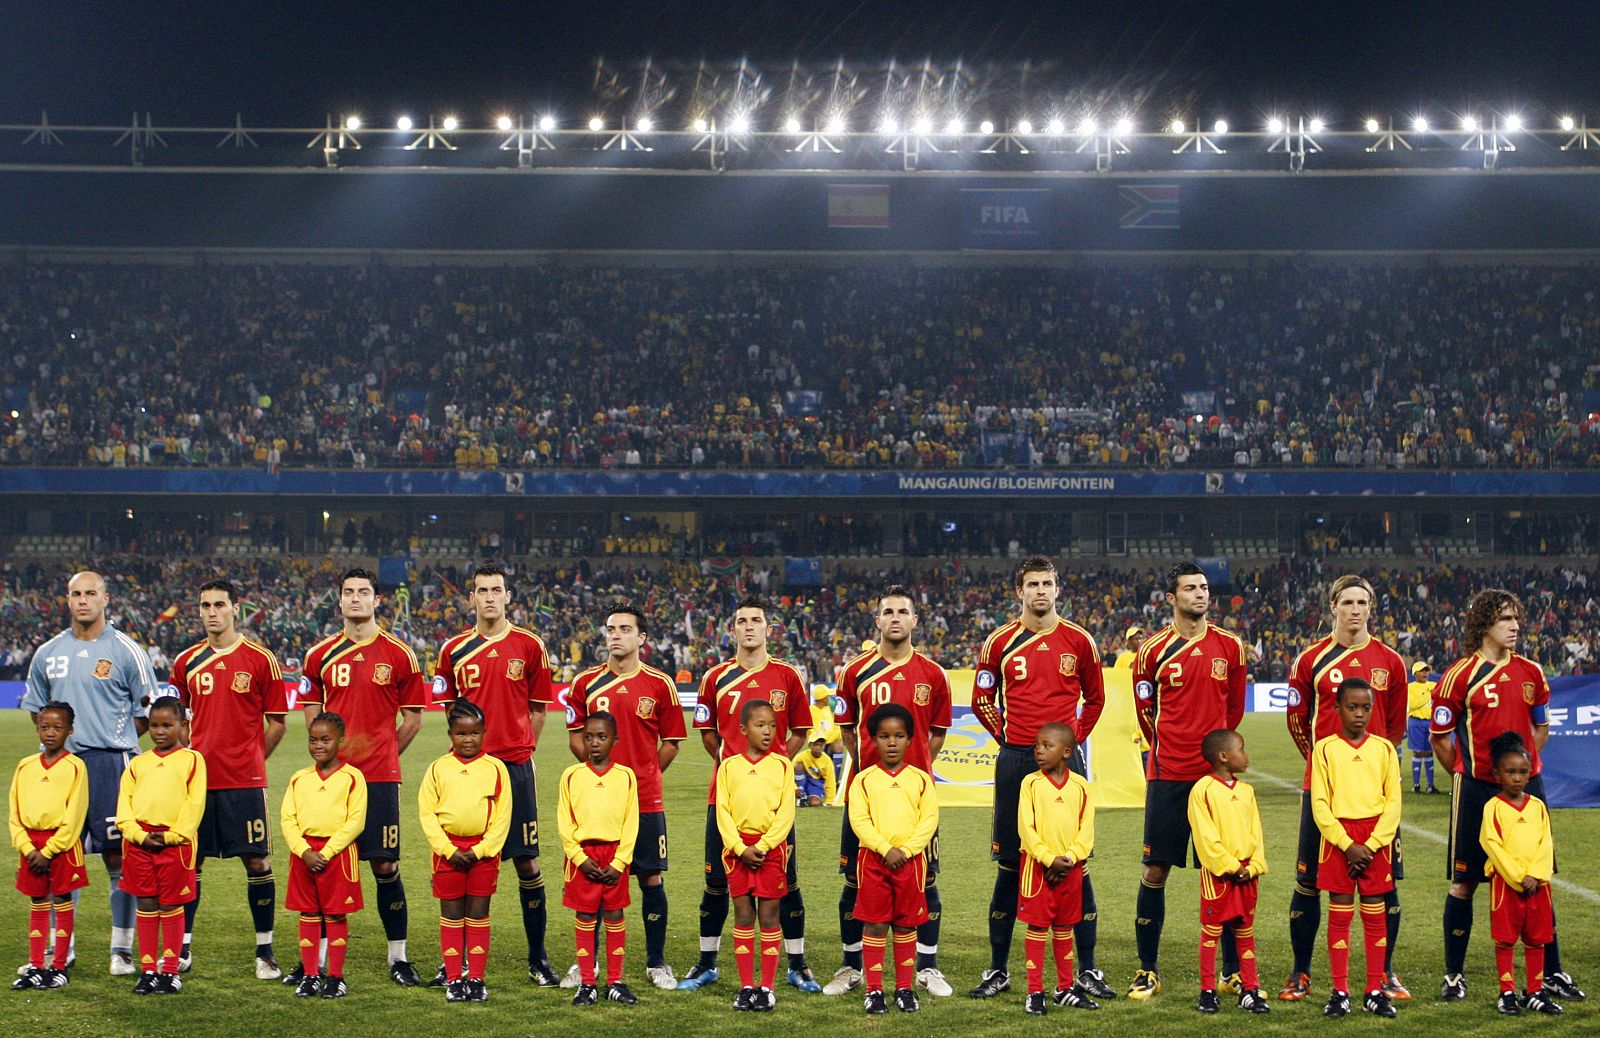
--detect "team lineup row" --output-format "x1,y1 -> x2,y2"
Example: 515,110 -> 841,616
7,557 -> 1588,1016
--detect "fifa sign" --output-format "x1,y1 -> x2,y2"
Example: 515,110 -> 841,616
961,188 -> 1050,248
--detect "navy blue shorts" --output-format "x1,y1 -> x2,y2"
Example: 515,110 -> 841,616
78,748 -> 133,854
198,787 -> 271,859
501,759 -> 541,860
356,781 -> 401,862
634,811 -> 668,873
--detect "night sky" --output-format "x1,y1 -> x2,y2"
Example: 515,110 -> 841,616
5,1 -> 1596,129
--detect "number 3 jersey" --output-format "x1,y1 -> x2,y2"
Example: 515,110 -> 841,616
301,628 -> 428,782
835,648 -> 952,773
1133,622 -> 1247,782
567,663 -> 687,813
972,618 -> 1104,748
434,625 -> 555,766
170,636 -> 287,790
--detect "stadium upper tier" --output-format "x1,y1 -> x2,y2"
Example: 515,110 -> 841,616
1,556 -> 1596,685
2,261 -> 1598,472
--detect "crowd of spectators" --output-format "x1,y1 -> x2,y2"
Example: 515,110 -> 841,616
4,554 -> 1599,687
3,261 -> 1600,472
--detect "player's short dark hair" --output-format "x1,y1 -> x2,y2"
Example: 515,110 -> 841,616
1015,555 -> 1057,588
733,596 -> 769,619
471,565 -> 510,596
1166,560 -> 1206,594
1490,730 -> 1531,766
879,585 -> 916,611
37,700 -> 74,726
310,711 -> 346,736
1463,589 -> 1523,654
1037,721 -> 1075,749
1335,676 -> 1373,704
739,699 -> 774,725
867,702 -> 915,738
606,603 -> 648,635
585,710 -> 617,737
198,578 -> 237,602
447,698 -> 486,728
1201,728 -> 1242,764
148,695 -> 185,720
340,567 -> 379,593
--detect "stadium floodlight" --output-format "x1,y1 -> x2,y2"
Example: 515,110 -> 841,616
1266,116 -> 1284,134
588,116 -> 604,131
1504,113 -> 1523,133
396,115 -> 414,131
912,114 -> 934,136
1113,116 -> 1134,136
825,113 -> 846,134
1364,118 -> 1380,133
1461,115 -> 1478,132
1169,118 -> 1186,134
692,117 -> 709,133
1213,119 -> 1228,134
979,119 -> 994,135
1412,116 -> 1429,132
495,115 -> 513,131
944,117 -> 964,136
784,115 -> 802,134
636,116 -> 654,132
1309,118 -> 1326,134
728,113 -> 751,134
1559,114 -> 1576,132
879,115 -> 899,135
538,114 -> 556,132
1017,118 -> 1034,134
441,116 -> 459,132
344,115 -> 362,131
1046,117 -> 1065,136
1076,116 -> 1098,136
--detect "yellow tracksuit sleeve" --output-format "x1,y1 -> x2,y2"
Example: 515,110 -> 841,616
1188,776 -> 1268,878
1480,795 -> 1555,886
1310,735 -> 1401,852
115,749 -> 206,847
9,755 -> 90,858
848,765 -> 939,858
1018,772 -> 1095,867
418,754 -> 513,860
557,762 -> 640,867
716,753 -> 796,856
281,764 -> 369,859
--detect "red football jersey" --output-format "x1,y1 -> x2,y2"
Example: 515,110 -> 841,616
1430,652 -> 1551,782
1286,634 -> 1409,788
835,648 -> 953,774
972,618 -> 1104,747
434,625 -> 555,765
301,628 -> 428,783
171,636 -> 287,790
567,663 -> 687,813
1133,622 -> 1247,782
693,656 -> 812,804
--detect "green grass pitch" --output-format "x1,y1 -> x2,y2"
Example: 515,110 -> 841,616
2,709 -> 1594,1036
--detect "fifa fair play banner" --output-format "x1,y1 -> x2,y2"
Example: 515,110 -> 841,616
960,189 -> 1051,249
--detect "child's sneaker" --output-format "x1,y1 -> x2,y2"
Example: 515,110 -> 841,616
1024,991 -> 1048,1015
132,971 -> 159,995
1496,991 -> 1522,1015
294,973 -> 322,998
893,987 -> 920,1012
321,975 -> 348,998
1323,990 -> 1351,1018
732,985 -> 757,1011
1362,989 -> 1397,1018
1239,989 -> 1271,1014
604,981 -> 637,1005
1196,989 -> 1221,1013
1525,990 -> 1564,1015
864,989 -> 888,1015
572,983 -> 599,1006
1054,986 -> 1100,1010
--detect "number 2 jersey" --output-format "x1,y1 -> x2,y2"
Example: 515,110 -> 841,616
170,636 -> 286,790
1430,651 -> 1550,783
1285,634 -> 1408,789
1133,622 -> 1247,782
972,618 -> 1104,747
835,648 -> 952,773
566,663 -> 687,813
301,628 -> 428,783
434,625 -> 555,766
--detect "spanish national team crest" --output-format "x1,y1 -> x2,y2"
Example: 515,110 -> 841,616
1371,669 -> 1389,691
1523,682 -> 1537,704
636,697 -> 657,720
506,659 -> 526,680
231,671 -> 252,693
771,690 -> 787,711
913,683 -> 932,706
1210,658 -> 1228,680
1059,654 -> 1078,677
93,659 -> 113,679
372,663 -> 393,685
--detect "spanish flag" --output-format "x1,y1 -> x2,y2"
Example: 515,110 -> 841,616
155,605 -> 179,623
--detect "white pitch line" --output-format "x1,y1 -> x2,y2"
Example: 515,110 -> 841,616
1253,766 -> 1600,905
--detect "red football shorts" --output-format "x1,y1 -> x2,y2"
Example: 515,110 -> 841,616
855,849 -> 929,928
1017,857 -> 1084,928
563,841 -> 631,913
1316,816 -> 1395,896
15,829 -> 90,898
432,834 -> 500,900
118,832 -> 197,905
286,835 -> 364,914
1200,860 -> 1259,926
724,832 -> 788,901
1490,876 -> 1554,946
